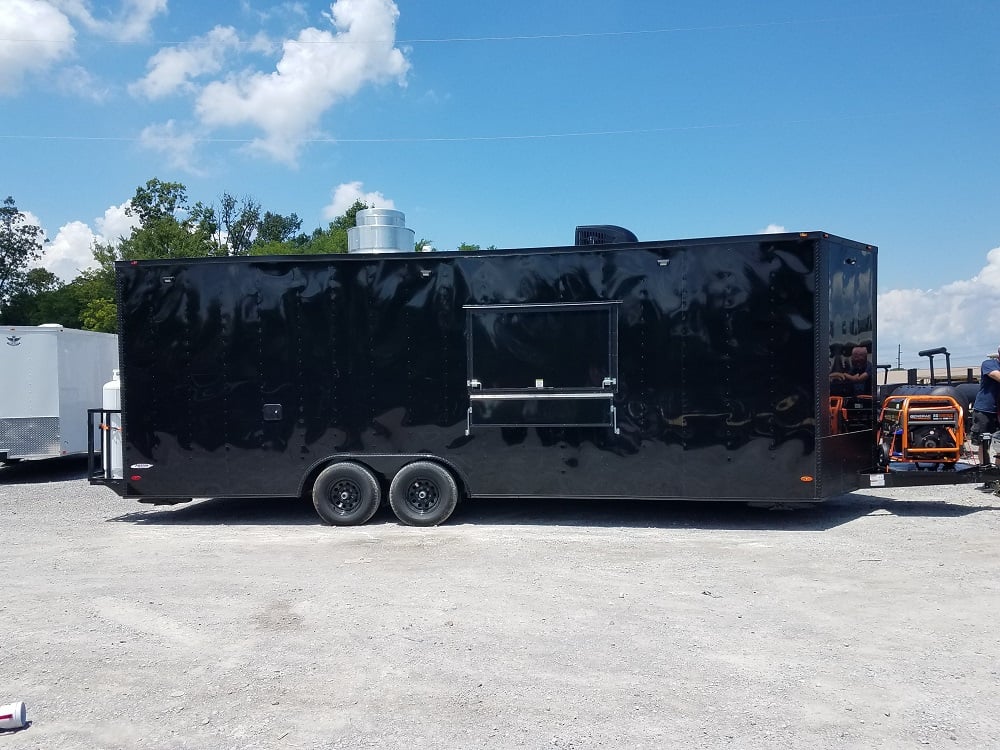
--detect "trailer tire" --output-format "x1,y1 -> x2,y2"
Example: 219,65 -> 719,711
389,461 -> 459,527
312,462 -> 382,526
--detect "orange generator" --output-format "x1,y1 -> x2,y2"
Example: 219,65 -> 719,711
876,394 -> 965,468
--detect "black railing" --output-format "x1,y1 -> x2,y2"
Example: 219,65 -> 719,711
87,408 -> 121,483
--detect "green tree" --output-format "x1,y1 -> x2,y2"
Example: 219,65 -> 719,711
0,266 -> 121,330
18,267 -> 60,296
257,211 -> 305,246
128,178 -> 188,226
328,200 -> 369,233
457,242 -> 481,252
188,200 -> 223,255
31,283 -> 82,326
0,196 -> 46,306
95,179 -> 219,278
69,268 -> 116,332
86,242 -> 126,330
79,296 -> 117,333
0,268 -> 62,325
287,199 -> 369,256
219,193 -> 261,256
248,240 -> 298,256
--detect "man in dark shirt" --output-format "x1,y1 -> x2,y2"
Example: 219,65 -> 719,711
847,346 -> 874,396
971,347 -> 1000,457
830,346 -> 874,396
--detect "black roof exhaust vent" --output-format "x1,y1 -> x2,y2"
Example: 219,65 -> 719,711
574,225 -> 638,246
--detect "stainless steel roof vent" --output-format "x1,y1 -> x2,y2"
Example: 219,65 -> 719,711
347,208 -> 415,254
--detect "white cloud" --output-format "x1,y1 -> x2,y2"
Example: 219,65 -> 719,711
55,64 -> 112,101
759,224 -> 786,234
195,0 -> 409,164
322,181 -> 394,220
241,1 -> 308,25
21,211 -> 44,232
878,245 -> 1000,366
130,26 -> 241,99
40,221 -> 100,281
0,0 -> 75,95
95,201 -> 140,243
248,31 -> 277,55
54,0 -> 167,41
138,120 -> 207,175
30,202 -> 139,282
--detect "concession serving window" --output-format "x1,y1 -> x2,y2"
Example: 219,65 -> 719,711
464,301 -> 621,434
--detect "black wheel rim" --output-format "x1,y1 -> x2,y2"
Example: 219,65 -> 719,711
329,478 -> 363,515
404,478 -> 440,514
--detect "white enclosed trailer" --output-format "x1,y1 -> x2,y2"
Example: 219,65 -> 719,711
1,325 -> 118,462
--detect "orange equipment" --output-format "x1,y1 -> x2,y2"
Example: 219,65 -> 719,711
830,395 -> 873,435
876,394 -> 965,468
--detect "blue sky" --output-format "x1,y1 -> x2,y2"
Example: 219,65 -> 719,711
2,0 -> 998,368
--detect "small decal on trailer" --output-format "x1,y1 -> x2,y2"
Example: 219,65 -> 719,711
868,474 -> 886,487
130,463 -> 154,469
5,335 -> 21,346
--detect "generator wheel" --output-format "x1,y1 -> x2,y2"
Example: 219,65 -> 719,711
389,461 -> 459,527
312,462 -> 381,526
877,444 -> 890,470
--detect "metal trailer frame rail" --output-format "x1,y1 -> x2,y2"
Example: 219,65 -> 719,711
860,463 -> 1000,489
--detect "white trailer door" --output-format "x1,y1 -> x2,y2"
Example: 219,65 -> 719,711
0,328 -> 61,458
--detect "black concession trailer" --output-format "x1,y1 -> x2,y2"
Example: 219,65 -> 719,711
89,230 -> 880,525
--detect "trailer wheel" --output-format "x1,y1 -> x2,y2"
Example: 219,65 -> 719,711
312,462 -> 382,526
389,461 -> 459,527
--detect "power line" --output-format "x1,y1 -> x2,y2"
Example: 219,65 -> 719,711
1,103 -> 996,145
0,124 -> 736,144
0,10 -> 943,47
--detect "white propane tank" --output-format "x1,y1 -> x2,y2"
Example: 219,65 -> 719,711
102,370 -> 123,479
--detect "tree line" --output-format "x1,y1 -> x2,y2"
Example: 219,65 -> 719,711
0,178 -> 469,333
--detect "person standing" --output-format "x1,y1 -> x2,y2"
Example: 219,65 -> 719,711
971,346 -> 1000,458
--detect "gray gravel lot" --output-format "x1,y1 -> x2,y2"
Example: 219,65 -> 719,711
2,458 -> 1000,749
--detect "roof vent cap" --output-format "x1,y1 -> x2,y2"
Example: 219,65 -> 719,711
348,208 -> 415,253
574,225 -> 638,246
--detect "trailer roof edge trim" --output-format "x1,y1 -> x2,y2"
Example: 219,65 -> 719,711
114,230 -> 875,268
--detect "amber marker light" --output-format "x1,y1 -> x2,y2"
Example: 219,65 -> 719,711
800,475 -> 815,482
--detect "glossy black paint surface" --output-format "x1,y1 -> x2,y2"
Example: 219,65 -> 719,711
114,232 -> 876,502
821,239 -> 878,494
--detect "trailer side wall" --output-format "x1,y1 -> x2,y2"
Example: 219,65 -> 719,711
114,234 -> 867,503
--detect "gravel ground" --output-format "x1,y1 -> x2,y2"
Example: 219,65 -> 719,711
2,457 -> 1000,750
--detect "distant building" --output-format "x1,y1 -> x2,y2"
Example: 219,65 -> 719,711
879,364 -> 981,387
